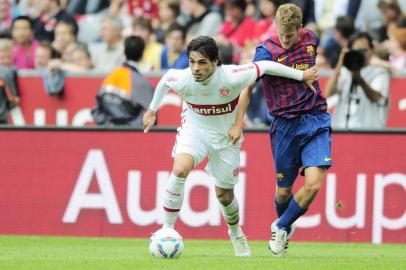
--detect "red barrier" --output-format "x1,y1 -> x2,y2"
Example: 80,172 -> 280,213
0,130 -> 405,243
8,75 -> 406,127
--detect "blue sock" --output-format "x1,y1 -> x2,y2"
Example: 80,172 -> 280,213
274,195 -> 293,218
277,198 -> 308,232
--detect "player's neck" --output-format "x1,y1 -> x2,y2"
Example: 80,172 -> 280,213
199,68 -> 217,85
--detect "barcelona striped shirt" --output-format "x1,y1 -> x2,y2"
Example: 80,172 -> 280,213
253,28 -> 327,118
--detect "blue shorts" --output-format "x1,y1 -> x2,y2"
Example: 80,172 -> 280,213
269,112 -> 332,188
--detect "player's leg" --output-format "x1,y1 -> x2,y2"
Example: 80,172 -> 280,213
294,166 -> 327,206
269,116 -> 298,220
268,116 -> 301,256
275,113 -> 332,247
275,186 -> 293,218
215,186 -> 250,257
207,145 -> 250,256
215,187 -> 242,236
162,125 -> 207,229
162,153 -> 194,229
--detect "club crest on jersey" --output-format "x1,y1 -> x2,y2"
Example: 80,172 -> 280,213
306,45 -> 315,56
277,172 -> 284,181
219,87 -> 231,97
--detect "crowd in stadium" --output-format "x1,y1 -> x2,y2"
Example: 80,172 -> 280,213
0,0 -> 405,127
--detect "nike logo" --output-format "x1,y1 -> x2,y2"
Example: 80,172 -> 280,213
277,55 -> 288,62
324,157 -> 332,161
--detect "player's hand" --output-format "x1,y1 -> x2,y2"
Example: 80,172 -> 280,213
302,66 -> 319,93
228,123 -> 243,144
143,109 -> 156,133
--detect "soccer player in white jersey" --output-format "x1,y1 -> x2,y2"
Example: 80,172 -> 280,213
143,36 -> 318,257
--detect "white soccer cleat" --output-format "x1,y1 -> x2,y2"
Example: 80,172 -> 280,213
275,222 -> 296,257
229,230 -> 251,257
268,219 -> 288,257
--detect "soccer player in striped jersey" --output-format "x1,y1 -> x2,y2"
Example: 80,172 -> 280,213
231,3 -> 332,257
143,35 -> 318,257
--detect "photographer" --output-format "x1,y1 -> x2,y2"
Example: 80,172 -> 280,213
326,32 -> 391,129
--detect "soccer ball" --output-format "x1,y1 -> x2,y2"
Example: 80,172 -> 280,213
149,228 -> 184,259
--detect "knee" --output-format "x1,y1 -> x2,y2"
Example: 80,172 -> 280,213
172,165 -> 190,178
276,188 -> 292,203
303,181 -> 322,196
216,192 -> 233,206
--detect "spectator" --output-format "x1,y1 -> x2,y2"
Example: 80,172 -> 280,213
216,0 -> 256,63
41,43 -> 93,96
11,15 -> 38,69
178,0 -> 222,42
323,16 -> 355,68
0,65 -> 19,124
290,0 -> 316,25
325,32 -> 391,129
0,38 -> 19,124
33,0 -> 77,42
155,0 -> 180,43
52,19 -> 78,61
372,15 -> 406,71
91,35 -> 154,127
0,37 -> 13,67
69,44 -> 93,71
66,0 -> 110,16
253,0 -> 288,41
387,16 -> 406,70
132,17 -> 163,71
18,0 -> 39,18
89,16 -> 125,73
0,0 -> 14,37
160,23 -> 188,70
377,0 -> 404,42
34,41 -> 57,69
47,43 -> 93,73
353,0 -> 383,41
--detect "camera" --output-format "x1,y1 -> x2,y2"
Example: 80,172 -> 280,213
343,49 -> 366,72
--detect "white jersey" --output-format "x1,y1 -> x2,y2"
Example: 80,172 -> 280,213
149,62 -> 303,135
167,63 -> 259,134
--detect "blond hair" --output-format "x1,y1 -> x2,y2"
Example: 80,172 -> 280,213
0,38 -> 12,51
275,4 -> 303,30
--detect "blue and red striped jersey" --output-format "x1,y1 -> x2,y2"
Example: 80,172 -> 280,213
253,28 -> 327,118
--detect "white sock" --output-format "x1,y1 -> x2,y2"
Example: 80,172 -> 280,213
162,173 -> 186,229
219,198 -> 242,236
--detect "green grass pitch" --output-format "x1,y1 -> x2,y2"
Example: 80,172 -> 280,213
0,235 -> 405,270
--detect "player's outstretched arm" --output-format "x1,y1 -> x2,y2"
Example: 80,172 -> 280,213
142,73 -> 171,133
255,60 -> 303,81
229,83 -> 256,144
255,60 -> 319,93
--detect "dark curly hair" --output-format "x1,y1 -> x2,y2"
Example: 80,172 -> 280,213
187,36 -> 222,66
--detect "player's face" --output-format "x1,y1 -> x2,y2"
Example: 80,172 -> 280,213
276,26 -> 300,50
188,51 -> 217,82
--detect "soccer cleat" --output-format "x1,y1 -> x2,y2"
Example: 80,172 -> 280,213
229,230 -> 251,257
276,222 -> 296,257
268,219 -> 288,256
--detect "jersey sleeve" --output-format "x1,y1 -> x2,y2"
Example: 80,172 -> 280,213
225,63 -> 261,89
255,60 -> 303,81
253,43 -> 274,62
149,69 -> 184,112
